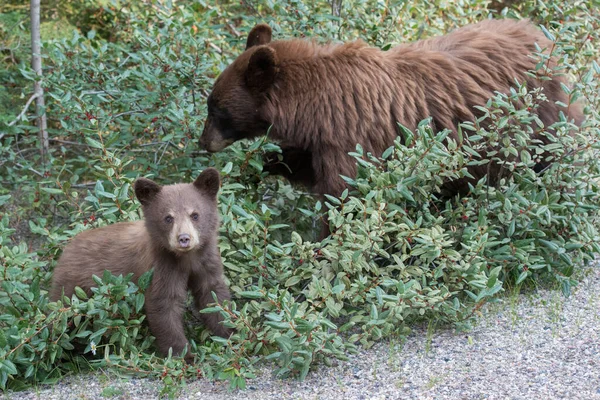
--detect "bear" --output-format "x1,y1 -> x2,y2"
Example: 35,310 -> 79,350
199,19 -> 583,233
50,168 -> 231,362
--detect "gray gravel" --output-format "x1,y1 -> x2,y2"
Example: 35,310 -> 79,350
7,264 -> 600,400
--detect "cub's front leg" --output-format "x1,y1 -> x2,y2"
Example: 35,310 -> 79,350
144,268 -> 193,362
189,250 -> 232,338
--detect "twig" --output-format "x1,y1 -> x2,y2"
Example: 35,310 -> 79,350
139,141 -> 167,147
240,0 -> 260,16
190,76 -> 197,111
0,47 -> 17,64
80,89 -> 118,98
15,162 -> 44,177
127,148 -> 169,153
6,93 -> 39,127
50,138 -> 191,155
71,183 -> 97,188
208,42 -> 223,54
227,23 -> 241,37
167,141 -> 181,151
50,138 -> 89,146
189,150 -> 210,156
110,110 -> 147,120
156,141 -> 170,165
118,55 -> 131,68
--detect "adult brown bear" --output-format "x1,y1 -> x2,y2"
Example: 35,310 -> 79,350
199,19 -> 582,229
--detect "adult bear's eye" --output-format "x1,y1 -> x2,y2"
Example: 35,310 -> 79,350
165,216 -> 174,224
191,212 -> 199,221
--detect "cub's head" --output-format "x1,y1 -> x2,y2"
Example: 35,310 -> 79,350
134,168 -> 221,254
199,23 -> 278,153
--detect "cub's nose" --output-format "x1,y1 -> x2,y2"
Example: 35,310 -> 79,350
178,233 -> 191,247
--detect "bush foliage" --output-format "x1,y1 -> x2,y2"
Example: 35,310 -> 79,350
1,0 -> 599,396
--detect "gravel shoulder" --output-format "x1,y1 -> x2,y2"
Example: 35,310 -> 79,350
7,264 -> 600,400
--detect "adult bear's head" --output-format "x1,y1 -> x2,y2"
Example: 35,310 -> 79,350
200,24 -> 279,152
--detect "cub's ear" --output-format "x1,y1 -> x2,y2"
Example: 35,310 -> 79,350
246,23 -> 272,50
193,168 -> 221,198
245,46 -> 279,93
134,178 -> 162,206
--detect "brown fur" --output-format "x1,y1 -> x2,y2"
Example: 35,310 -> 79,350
50,168 -> 231,362
200,19 -> 583,232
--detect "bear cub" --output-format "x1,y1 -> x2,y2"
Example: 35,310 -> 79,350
50,168 -> 231,362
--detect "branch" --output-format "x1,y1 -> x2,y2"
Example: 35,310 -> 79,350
50,138 -> 92,147
6,92 -> 39,127
80,89 -> 119,97
110,110 -> 147,120
30,0 -> 49,157
15,162 -> 44,178
227,23 -> 241,37
71,183 -> 97,189
207,42 -> 223,54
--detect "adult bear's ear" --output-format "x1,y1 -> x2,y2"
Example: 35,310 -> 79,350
134,178 -> 162,206
246,24 -> 272,50
193,167 -> 221,199
245,45 -> 279,93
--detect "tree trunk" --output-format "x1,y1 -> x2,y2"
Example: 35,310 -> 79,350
331,0 -> 342,17
30,0 -> 49,159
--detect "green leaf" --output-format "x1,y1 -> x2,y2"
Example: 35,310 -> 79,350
381,146 -> 394,159
1,360 -> 17,376
267,321 -> 291,330
0,195 -> 11,206
516,271 -> 529,285
232,205 -> 251,219
222,162 -> 233,174
285,275 -> 302,287
74,287 -> 88,300
89,327 -> 108,343
85,137 -> 104,149
539,24 -> 556,42
370,304 -> 378,320
539,239 -> 559,252
238,291 -> 264,299
41,187 -> 64,195
137,269 -> 154,291
331,284 -> 345,295
275,335 -> 293,352
0,330 -> 7,348
135,293 -> 145,313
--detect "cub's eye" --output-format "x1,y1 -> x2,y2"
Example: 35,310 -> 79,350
191,212 -> 199,221
164,216 -> 174,224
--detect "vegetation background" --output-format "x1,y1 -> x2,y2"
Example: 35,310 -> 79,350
0,0 -> 599,397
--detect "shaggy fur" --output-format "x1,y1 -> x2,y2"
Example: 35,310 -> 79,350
199,19 -> 583,227
50,169 -> 231,362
